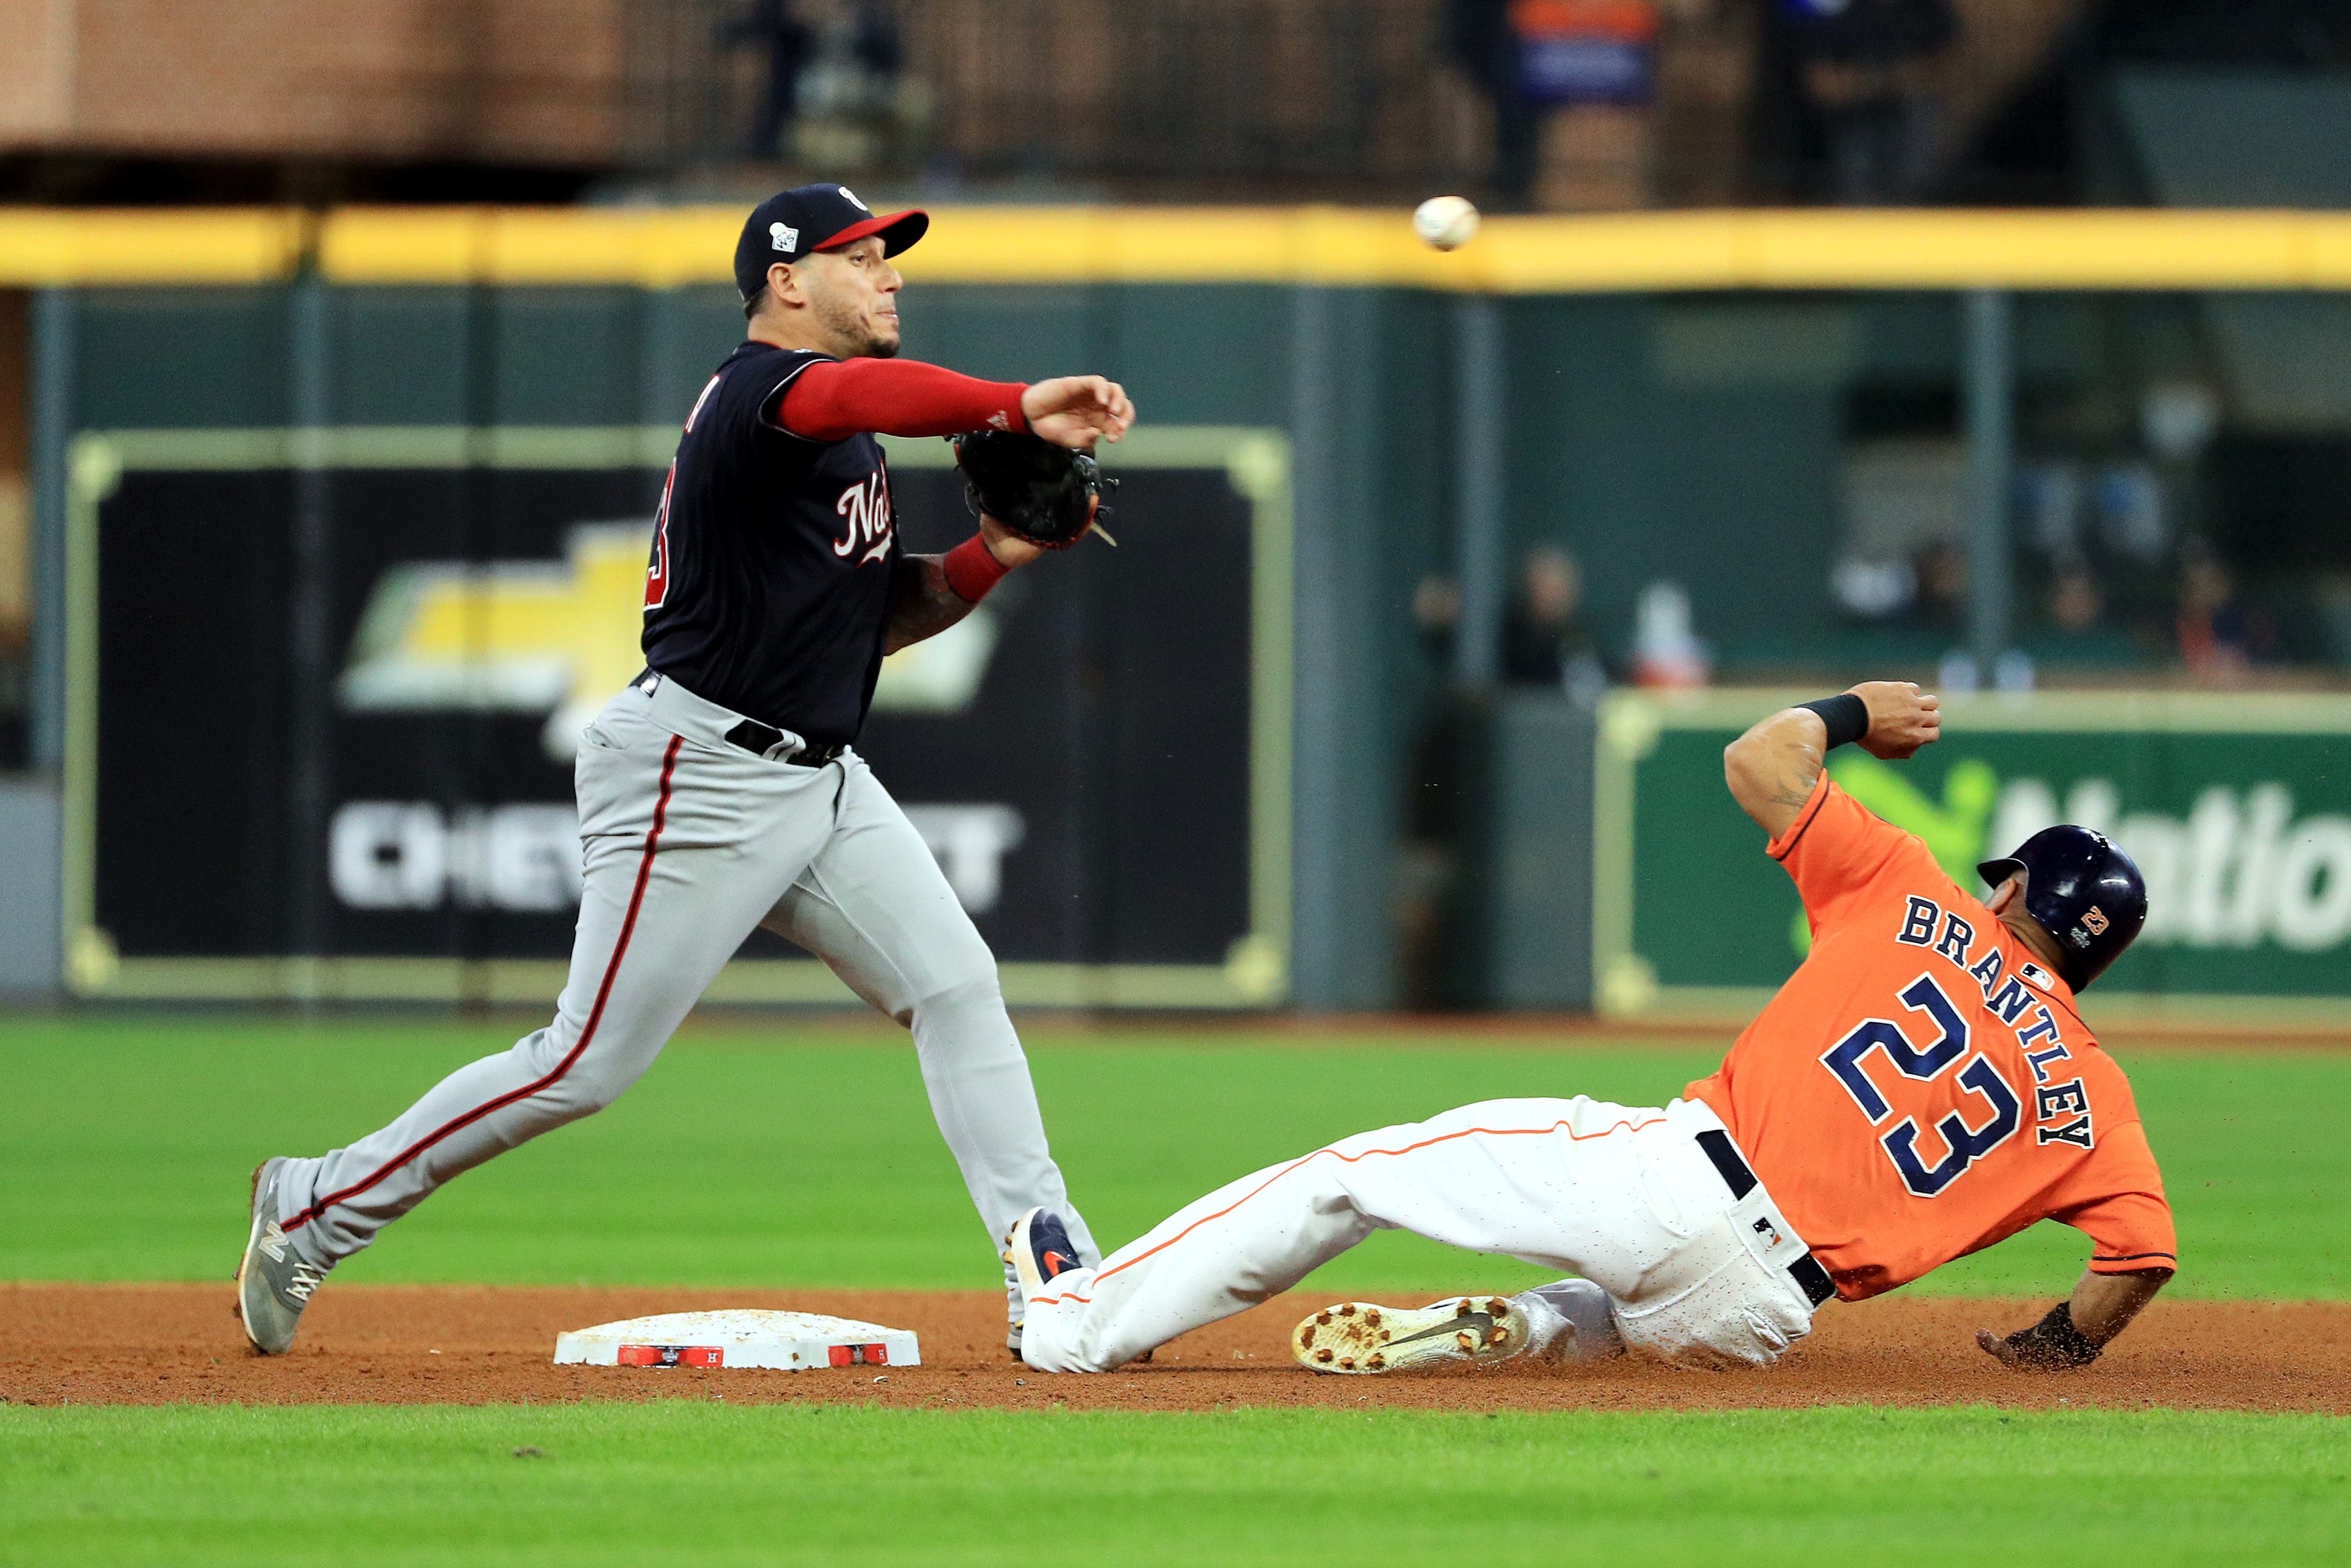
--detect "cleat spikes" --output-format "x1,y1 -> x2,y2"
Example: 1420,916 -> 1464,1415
1292,1297 -> 1533,1377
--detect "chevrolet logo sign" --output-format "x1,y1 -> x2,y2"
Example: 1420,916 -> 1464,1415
339,523 -> 1000,760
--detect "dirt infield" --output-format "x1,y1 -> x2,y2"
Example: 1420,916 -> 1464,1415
4,1285 -> 2344,1413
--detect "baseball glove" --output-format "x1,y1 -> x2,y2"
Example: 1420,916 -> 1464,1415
952,429 -> 1118,549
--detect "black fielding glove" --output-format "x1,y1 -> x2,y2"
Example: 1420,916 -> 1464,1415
1999,1301 -> 2104,1371
952,429 -> 1117,549
1797,693 -> 1870,750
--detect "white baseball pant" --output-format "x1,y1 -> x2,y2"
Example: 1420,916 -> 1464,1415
269,674 -> 1098,1321
1017,1096 -> 1819,1372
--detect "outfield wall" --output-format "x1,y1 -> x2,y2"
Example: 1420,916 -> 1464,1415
14,209 -> 2351,1009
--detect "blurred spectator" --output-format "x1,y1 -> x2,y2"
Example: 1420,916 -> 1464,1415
724,0 -> 816,161
1412,573 -> 1465,669
1513,1 -> 1661,108
795,4 -> 920,172
1448,0 -> 1541,207
1502,546 -> 1611,702
2031,557 -> 2141,670
2049,562 -> 2102,636
1911,539 -> 1967,632
2176,556 -> 2275,680
1412,549 -> 1612,699
1748,0 -> 1959,203
1631,580 -> 1710,688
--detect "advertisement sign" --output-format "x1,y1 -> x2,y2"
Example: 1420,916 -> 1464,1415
1595,690 -> 2351,1025
63,426 -> 1292,1006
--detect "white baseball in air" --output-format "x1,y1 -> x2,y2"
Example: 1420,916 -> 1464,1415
1413,195 -> 1480,252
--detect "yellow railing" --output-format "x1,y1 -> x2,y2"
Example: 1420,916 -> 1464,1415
9,206 -> 2351,291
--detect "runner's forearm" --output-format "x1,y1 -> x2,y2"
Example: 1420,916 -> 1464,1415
2069,1265 -> 2170,1344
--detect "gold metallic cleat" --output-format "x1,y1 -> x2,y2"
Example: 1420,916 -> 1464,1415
1290,1296 -> 1529,1376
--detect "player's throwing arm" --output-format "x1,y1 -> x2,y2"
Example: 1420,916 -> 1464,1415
238,185 -> 1134,1361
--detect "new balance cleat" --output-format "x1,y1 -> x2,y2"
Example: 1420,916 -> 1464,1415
1291,1296 -> 1529,1375
1002,1207 -> 1086,1303
236,1158 -> 330,1355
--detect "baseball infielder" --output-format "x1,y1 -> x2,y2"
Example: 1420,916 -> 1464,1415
239,185 -> 1131,1356
1006,682 -> 2175,1375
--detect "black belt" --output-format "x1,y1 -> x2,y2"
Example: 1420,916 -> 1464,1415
1696,1128 -> 1837,1308
634,669 -> 844,768
724,718 -> 844,768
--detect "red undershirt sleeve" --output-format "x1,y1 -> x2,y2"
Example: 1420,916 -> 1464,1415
776,358 -> 1030,442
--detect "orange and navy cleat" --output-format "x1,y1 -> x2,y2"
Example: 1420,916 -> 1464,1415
1002,1207 -> 1087,1302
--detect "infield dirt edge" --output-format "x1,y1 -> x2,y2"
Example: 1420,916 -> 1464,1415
6,1284 -> 2345,1415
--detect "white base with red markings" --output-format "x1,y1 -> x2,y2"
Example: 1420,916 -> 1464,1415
553,1310 -> 920,1371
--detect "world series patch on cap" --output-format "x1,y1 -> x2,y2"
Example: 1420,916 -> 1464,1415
735,183 -> 929,302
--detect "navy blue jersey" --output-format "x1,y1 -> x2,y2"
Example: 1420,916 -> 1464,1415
640,342 -> 901,746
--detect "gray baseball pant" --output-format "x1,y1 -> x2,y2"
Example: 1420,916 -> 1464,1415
271,674 -> 1098,1322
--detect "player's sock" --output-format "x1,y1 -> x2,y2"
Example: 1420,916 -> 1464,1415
1516,1279 -> 1626,1363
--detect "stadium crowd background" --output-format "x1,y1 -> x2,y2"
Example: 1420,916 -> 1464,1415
5,0 -> 2350,1017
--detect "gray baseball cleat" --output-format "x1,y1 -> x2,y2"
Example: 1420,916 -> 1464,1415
236,1158 -> 330,1355
1291,1295 -> 1530,1374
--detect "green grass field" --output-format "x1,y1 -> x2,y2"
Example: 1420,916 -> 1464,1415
1,1014 -> 2346,1297
7,1405 -> 2347,1568
3,1012 -> 2347,1564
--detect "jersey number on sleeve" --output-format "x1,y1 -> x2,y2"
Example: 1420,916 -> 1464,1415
647,373 -> 722,612
645,462 -> 676,610
1820,973 -> 2023,1198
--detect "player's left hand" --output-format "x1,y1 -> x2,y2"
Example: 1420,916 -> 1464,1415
1022,376 -> 1135,451
1850,681 -> 1940,761
1973,1319 -> 2098,1372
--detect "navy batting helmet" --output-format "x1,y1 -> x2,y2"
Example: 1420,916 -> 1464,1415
1976,826 -> 2148,991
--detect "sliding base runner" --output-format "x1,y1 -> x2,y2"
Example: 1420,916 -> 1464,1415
1006,684 -> 2182,1380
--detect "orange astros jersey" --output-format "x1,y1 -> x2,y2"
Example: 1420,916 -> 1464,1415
1685,773 -> 2176,1301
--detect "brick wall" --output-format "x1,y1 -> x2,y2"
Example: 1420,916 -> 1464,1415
0,0 -> 629,166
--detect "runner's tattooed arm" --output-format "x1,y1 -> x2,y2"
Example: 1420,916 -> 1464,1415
1725,680 -> 1941,838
